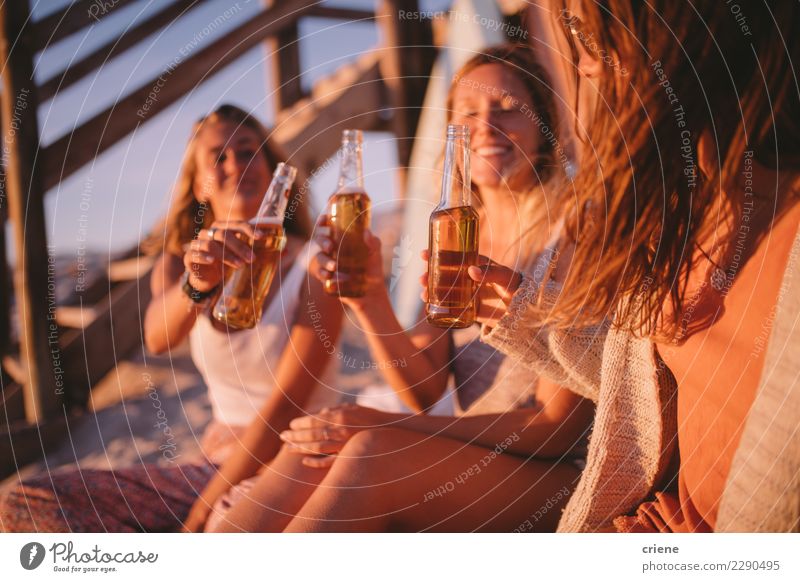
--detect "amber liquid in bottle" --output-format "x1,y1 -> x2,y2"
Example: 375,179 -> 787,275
212,218 -> 286,330
212,162 -> 296,329
426,124 -> 479,328
326,191 -> 371,297
324,129 -> 371,298
426,206 -> 479,328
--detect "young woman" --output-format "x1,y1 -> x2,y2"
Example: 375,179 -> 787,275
474,1 -> 800,532
209,45 -> 594,533
0,104 -> 344,532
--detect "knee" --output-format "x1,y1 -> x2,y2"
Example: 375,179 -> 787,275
339,428 -> 408,460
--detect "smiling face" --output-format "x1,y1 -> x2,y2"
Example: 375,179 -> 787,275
192,120 -> 271,221
450,63 -> 543,193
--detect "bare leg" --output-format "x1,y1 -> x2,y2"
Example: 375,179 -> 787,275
209,445 -> 331,532
284,428 -> 581,532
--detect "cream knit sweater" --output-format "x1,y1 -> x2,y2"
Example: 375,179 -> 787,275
481,226 -> 800,532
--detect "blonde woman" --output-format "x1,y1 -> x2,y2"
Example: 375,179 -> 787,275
0,104 -> 343,532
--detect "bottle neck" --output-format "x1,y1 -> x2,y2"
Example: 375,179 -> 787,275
336,140 -> 365,192
255,166 -> 296,222
439,132 -> 471,209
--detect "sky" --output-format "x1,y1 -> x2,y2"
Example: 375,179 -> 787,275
25,0 -> 449,257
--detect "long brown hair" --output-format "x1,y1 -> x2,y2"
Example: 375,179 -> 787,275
541,1 -> 800,339
143,104 -> 312,257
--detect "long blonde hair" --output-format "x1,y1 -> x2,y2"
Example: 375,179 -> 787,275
144,104 -> 312,257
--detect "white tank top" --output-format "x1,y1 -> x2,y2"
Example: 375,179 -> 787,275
189,241 -> 340,428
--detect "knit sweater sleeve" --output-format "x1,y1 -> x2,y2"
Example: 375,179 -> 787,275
479,275 -> 608,402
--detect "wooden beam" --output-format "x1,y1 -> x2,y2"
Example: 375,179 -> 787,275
38,0 -> 202,102
376,0 -> 435,167
33,0 -> 138,53
0,0 -> 62,423
42,0 -> 317,192
274,52 -> 388,176
0,115 -> 10,358
265,0 -> 304,112
307,6 -> 375,21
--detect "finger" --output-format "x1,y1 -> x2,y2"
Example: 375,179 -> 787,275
218,232 -> 256,263
280,427 -> 340,444
420,249 -> 430,261
314,252 -> 336,273
203,242 -> 244,268
302,455 -> 337,469
314,235 -> 334,255
212,221 -> 263,240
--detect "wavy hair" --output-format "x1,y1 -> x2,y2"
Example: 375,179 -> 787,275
539,1 -> 800,339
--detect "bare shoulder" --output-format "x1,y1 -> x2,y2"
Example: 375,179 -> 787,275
150,252 -> 184,295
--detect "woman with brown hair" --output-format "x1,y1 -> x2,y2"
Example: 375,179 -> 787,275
208,45 -> 594,533
472,1 -> 800,531
0,104 -> 345,532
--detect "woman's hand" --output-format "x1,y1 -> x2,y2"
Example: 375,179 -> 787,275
310,214 -> 386,309
183,220 -> 263,292
419,250 -> 522,328
280,404 -> 393,468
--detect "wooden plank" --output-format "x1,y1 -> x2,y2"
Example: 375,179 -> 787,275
38,0 -> 202,102
0,0 -> 62,423
307,6 -> 375,21
33,0 -> 138,53
60,272 -> 153,407
42,0 -> 317,192
270,21 -> 304,111
274,51 -> 388,175
0,114 -> 10,358
376,0 -> 435,167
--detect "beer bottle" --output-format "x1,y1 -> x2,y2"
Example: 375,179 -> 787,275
325,129 -> 371,297
212,162 -> 298,329
426,125 -> 479,328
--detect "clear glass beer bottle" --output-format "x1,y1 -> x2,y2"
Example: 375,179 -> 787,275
426,125 -> 479,328
212,162 -> 297,329
325,129 -> 371,297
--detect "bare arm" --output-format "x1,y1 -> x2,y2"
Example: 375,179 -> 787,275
313,228 -> 451,412
285,377 -> 593,461
183,274 -> 344,531
144,253 -> 202,354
